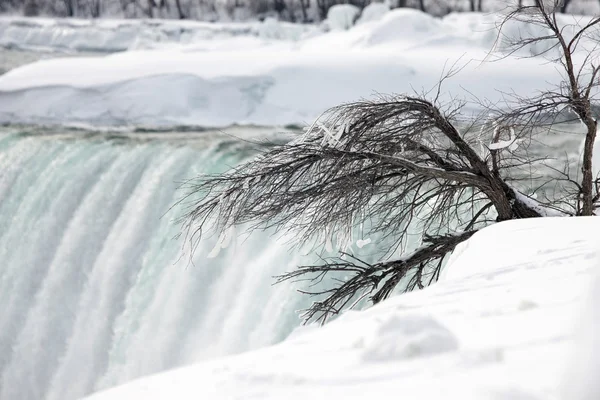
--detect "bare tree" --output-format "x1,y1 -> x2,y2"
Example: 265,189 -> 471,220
180,0 -> 599,324
494,0 -> 600,215
174,0 -> 185,18
298,0 -> 309,22
23,0 -> 39,14
559,0 -> 571,13
179,93 -> 553,323
62,0 -> 75,15
90,0 -> 100,17
315,0 -> 327,20
146,0 -> 155,16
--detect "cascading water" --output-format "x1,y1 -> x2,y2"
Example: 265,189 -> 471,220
0,128 -> 310,400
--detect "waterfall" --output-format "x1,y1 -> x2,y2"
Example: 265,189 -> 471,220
0,129 -> 309,400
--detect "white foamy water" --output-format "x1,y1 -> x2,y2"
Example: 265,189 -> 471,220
0,128 -> 309,400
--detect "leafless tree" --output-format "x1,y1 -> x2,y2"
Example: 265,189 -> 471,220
179,93 -> 550,324
180,0 -> 599,324
90,0 -> 100,16
298,0 -> 309,22
62,0 -> 75,15
173,0 -> 185,18
493,0 -> 600,214
560,0 -> 571,13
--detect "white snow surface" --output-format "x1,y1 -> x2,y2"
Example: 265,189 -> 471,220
326,4 -> 360,30
2,11 -> 593,127
84,217 -> 600,400
356,2 -> 390,24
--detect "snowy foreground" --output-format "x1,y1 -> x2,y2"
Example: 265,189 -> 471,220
0,10 -> 579,127
84,217 -> 600,400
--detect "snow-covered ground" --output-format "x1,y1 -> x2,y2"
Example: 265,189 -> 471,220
1,9 -> 591,128
82,217 -> 600,400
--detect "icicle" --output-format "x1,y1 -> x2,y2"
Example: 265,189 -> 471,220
207,232 -> 226,258
356,238 -> 371,248
319,122 -> 336,146
324,227 -> 334,253
220,225 -> 235,249
336,227 -> 351,251
207,223 -> 236,258
334,122 -> 347,143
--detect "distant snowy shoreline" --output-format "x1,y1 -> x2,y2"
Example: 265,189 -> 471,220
0,15 -> 319,53
0,10 -> 590,128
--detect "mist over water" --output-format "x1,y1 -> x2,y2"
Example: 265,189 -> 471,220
0,128 -> 308,400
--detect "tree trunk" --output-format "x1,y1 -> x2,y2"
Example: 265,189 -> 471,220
63,0 -> 74,16
581,119 -> 597,215
316,0 -> 326,20
560,0 -> 571,13
90,0 -> 100,17
174,0 -> 185,18
147,0 -> 155,17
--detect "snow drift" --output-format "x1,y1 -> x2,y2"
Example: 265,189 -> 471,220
82,217 -> 600,400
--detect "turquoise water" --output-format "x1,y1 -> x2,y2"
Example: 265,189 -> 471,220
0,127 -> 309,400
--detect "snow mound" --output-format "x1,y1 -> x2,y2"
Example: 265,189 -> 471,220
82,217 -> 600,400
326,4 -> 360,30
356,2 -> 390,24
258,17 -> 287,40
256,17 -> 315,41
360,314 -> 459,361
365,9 -> 443,46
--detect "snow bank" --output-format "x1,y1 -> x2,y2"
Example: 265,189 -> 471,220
364,8 -> 445,46
83,217 -> 600,400
0,11 -> 573,128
